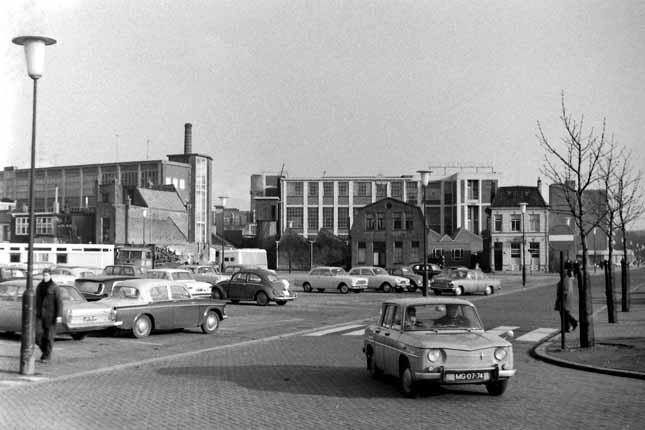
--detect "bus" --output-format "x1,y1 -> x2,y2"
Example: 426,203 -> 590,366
223,248 -> 268,269
0,243 -> 114,270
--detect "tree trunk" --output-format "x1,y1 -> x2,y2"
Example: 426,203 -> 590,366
577,243 -> 595,348
621,228 -> 630,311
604,262 -> 617,323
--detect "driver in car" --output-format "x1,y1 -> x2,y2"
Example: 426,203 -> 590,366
434,304 -> 470,327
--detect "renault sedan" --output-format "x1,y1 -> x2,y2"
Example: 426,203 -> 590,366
363,297 -> 515,397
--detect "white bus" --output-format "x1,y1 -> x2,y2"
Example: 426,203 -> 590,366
0,243 -> 115,269
223,248 -> 268,269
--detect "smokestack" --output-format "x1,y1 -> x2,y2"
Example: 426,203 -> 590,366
537,177 -> 542,196
184,123 -> 192,154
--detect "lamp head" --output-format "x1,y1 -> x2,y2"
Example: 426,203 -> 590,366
417,169 -> 432,187
218,196 -> 228,207
519,202 -> 527,214
12,35 -> 57,79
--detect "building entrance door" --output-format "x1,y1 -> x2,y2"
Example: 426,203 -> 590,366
494,242 -> 503,271
373,241 -> 386,267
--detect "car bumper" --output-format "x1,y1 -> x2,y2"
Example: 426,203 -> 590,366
350,286 -> 368,291
273,293 -> 297,301
65,321 -> 123,331
414,367 -> 516,383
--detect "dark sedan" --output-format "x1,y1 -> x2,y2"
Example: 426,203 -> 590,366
97,279 -> 227,338
214,268 -> 296,306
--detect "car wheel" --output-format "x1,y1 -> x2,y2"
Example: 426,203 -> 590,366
317,288 -> 325,293
454,286 -> 464,296
484,285 -> 493,296
400,365 -> 417,398
71,333 -> 86,341
338,283 -> 350,294
211,288 -> 224,300
256,291 -> 269,306
486,379 -> 508,396
132,314 -> 152,338
303,282 -> 312,292
381,283 -> 392,293
275,300 -> 287,306
201,310 -> 220,334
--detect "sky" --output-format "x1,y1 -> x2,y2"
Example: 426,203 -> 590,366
2,0 -> 644,226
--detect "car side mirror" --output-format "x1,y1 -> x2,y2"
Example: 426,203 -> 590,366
501,330 -> 514,339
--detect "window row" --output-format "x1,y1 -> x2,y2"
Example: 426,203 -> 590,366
493,214 -> 541,232
365,211 -> 415,231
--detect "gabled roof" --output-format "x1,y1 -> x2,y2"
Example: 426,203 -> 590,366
358,197 -> 423,215
134,188 -> 186,212
491,186 -> 547,208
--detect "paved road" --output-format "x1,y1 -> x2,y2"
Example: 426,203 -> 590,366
1,273 -> 643,429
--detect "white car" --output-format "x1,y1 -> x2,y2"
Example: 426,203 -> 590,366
348,266 -> 410,293
295,266 -> 368,294
144,268 -> 212,297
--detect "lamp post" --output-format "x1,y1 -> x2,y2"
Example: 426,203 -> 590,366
308,240 -> 314,270
519,202 -> 527,287
593,227 -> 597,272
13,35 -> 57,375
275,240 -> 280,271
417,169 -> 432,296
218,196 -> 228,272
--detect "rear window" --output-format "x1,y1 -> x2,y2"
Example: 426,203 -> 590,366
113,286 -> 140,299
75,281 -> 103,294
59,286 -> 85,302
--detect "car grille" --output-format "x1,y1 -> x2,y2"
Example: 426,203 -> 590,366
355,280 -> 368,286
442,348 -> 497,368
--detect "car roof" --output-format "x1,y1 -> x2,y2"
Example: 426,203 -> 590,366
75,275 -> 139,282
381,297 -> 475,307
110,278 -> 171,289
312,266 -> 344,270
147,268 -> 190,273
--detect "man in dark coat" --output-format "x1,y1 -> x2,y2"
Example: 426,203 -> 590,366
35,269 -> 63,362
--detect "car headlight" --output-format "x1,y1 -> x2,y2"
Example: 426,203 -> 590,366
494,347 -> 507,361
65,308 -> 72,323
427,349 -> 442,362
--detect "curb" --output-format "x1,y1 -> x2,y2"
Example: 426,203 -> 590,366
529,331 -> 645,380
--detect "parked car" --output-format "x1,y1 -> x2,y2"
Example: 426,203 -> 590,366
0,265 -> 26,283
97,278 -> 227,338
182,264 -> 231,284
431,268 -> 501,296
0,280 -> 122,339
103,265 -> 146,277
409,263 -> 443,279
363,297 -> 515,397
144,268 -> 212,298
347,266 -> 410,293
52,266 -> 104,279
387,267 -> 423,292
74,275 -> 139,301
295,266 -> 368,294
214,268 -> 296,305
222,264 -> 271,275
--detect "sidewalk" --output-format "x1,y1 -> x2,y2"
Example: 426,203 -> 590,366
532,277 -> 645,380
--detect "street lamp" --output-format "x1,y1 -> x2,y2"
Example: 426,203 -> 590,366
593,227 -> 597,272
13,35 -> 57,375
218,196 -> 228,272
519,202 -> 527,287
275,240 -> 280,271
417,169 -> 432,296
308,239 -> 314,270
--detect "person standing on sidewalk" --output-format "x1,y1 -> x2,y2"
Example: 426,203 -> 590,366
35,269 -> 63,363
555,269 -> 578,332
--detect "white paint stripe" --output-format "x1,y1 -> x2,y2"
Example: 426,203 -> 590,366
110,338 -> 165,346
486,326 -> 519,335
516,328 -> 559,342
343,328 -> 367,336
304,324 -> 365,336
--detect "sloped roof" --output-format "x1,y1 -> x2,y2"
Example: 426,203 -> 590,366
135,188 -> 186,212
359,197 -> 424,217
491,186 -> 547,208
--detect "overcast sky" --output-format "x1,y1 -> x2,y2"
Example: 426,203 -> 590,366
2,1 -> 644,225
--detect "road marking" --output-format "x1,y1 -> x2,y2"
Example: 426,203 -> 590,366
343,328 -> 367,336
516,327 -> 559,342
486,326 -> 519,336
304,324 -> 365,336
110,338 -> 165,346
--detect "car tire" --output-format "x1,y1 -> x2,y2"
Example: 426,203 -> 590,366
486,379 -> 508,396
484,286 -> 493,296
201,309 -> 220,334
255,291 -> 269,306
303,282 -> 312,292
454,286 -> 464,296
71,333 -> 86,341
338,283 -> 350,294
275,300 -> 287,306
400,365 -> 417,398
132,314 -> 152,338
381,283 -> 392,293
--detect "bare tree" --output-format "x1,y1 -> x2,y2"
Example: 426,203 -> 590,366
614,150 -> 645,311
537,92 -> 608,348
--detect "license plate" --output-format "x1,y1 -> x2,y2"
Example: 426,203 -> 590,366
445,371 -> 489,383
82,316 -> 97,322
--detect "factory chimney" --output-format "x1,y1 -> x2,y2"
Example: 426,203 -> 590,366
184,123 -> 192,154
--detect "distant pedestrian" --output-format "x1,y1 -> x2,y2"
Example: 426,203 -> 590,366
35,269 -> 63,363
554,269 -> 578,332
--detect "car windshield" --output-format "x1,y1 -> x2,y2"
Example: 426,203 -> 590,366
373,267 -> 388,275
448,270 -> 468,279
146,271 -> 168,280
403,303 -> 482,331
399,268 -> 413,275
266,273 -> 279,282
173,272 -> 193,280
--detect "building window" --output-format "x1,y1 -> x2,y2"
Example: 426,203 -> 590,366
511,242 -> 521,258
308,182 -> 318,197
467,180 -> 479,200
338,207 -> 349,229
376,183 -> 387,199
529,214 -> 540,232
338,182 -> 349,196
494,214 -> 502,232
15,217 -> 29,235
358,242 -> 366,264
391,182 -> 403,199
366,213 -> 375,230
286,207 -> 303,228
121,170 -> 138,186
410,241 -> 419,261
432,248 -> 443,258
453,248 -> 463,260
392,212 -> 402,230
287,182 -> 303,196
511,215 -> 521,232
323,182 -> 333,197
323,207 -> 334,229
355,182 -> 371,197
165,176 -> 172,185
406,182 -> 417,204
308,208 -> 318,231
529,242 -> 540,257
394,241 -> 403,264
102,192 -> 110,203
376,212 -> 385,230
56,254 -> 67,264
179,179 -> 186,190
405,212 -> 414,230
10,253 -> 20,263
36,217 -> 54,235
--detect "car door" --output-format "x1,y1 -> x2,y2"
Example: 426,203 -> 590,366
381,305 -> 403,375
226,272 -> 247,300
169,284 -> 198,329
373,304 -> 400,376
148,284 -> 174,329
244,272 -> 264,300
0,283 -> 21,331
361,268 -> 377,288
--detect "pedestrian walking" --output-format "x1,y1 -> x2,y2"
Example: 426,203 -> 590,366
35,268 -> 63,363
554,269 -> 578,332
